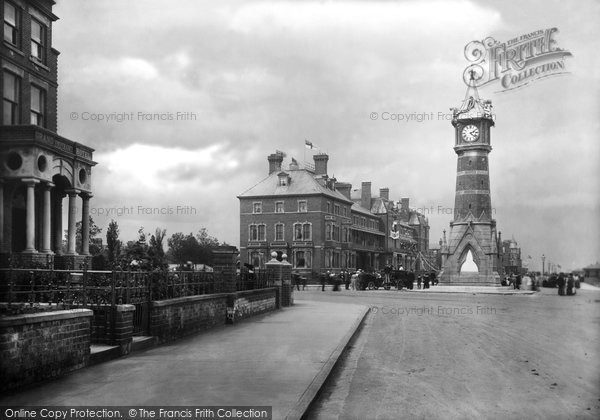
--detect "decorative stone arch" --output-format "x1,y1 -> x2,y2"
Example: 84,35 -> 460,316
52,157 -> 73,183
458,244 -> 480,273
454,232 -> 483,273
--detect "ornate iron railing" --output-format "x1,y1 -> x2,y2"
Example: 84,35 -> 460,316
0,268 -> 223,312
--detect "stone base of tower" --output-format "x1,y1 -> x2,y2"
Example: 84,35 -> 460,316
439,271 -> 501,286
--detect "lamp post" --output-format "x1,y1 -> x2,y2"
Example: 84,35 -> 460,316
541,254 -> 545,277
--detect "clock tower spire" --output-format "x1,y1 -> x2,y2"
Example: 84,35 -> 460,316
440,74 -> 501,286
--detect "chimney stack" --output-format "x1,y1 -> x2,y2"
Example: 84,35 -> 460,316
401,197 -> 409,211
380,188 -> 390,201
361,182 -> 372,210
268,153 -> 284,174
335,182 -> 352,200
313,153 -> 329,176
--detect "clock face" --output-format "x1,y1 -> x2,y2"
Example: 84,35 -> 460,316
461,125 -> 479,142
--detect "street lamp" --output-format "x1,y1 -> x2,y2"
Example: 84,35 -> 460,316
541,254 -> 545,277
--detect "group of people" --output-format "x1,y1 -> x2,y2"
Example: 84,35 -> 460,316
557,273 -> 578,296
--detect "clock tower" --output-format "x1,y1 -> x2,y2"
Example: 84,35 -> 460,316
439,75 -> 501,286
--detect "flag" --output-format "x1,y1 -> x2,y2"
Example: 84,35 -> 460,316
305,139 -> 318,150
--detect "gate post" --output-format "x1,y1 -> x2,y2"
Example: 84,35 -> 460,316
266,252 -> 293,308
212,246 -> 238,293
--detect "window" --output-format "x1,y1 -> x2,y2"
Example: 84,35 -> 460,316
275,223 -> 284,241
295,250 -> 311,268
4,2 -> 18,45
294,222 -> 311,241
275,201 -> 284,213
30,85 -> 45,127
343,207 -> 347,217
333,225 -> 340,241
253,202 -> 262,214
31,18 -> 45,62
325,223 -> 332,241
258,224 -> 266,241
326,202 -> 331,213
334,204 -> 340,215
249,225 -> 258,241
298,200 -> 307,213
3,72 -> 20,125
249,224 -> 266,241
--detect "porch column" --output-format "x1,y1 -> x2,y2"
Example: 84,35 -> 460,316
41,182 -> 54,253
80,193 -> 92,255
65,189 -> 80,255
23,178 -> 40,253
54,192 -> 65,254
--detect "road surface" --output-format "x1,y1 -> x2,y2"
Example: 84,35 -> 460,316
303,287 -> 600,419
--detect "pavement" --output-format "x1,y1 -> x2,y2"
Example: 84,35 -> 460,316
0,300 -> 369,420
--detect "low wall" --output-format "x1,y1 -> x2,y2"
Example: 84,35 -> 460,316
149,294 -> 229,343
0,309 -> 93,392
90,304 -> 135,355
227,288 -> 278,323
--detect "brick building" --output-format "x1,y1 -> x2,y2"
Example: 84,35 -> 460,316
1,0 -> 96,268
238,152 -> 431,278
500,238 -> 522,275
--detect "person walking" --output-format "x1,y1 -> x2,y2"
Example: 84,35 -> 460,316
351,271 -> 359,291
557,273 -> 566,296
417,275 -> 422,290
566,274 -> 574,296
423,273 -> 430,289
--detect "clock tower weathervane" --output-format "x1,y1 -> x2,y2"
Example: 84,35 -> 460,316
439,72 -> 501,286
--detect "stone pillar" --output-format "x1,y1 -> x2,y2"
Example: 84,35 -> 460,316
65,189 -> 80,255
266,254 -> 282,309
80,193 -> 92,255
41,182 -> 54,253
23,178 -> 40,253
212,246 -> 239,293
54,192 -> 65,254
281,254 -> 293,307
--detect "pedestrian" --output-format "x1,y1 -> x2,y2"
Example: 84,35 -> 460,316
351,271 -> 358,290
516,275 -> 522,290
557,273 -> 566,296
321,271 -> 328,291
344,270 -> 350,290
566,274 -> 574,296
417,275 -> 422,290
302,275 -> 307,291
423,273 -> 430,289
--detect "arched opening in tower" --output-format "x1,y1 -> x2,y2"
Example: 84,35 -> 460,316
460,249 -> 479,273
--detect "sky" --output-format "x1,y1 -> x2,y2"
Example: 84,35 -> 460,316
52,0 -> 600,271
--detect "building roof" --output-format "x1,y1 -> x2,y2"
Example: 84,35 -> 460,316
583,262 -> 600,270
351,203 -> 375,216
238,168 -> 353,203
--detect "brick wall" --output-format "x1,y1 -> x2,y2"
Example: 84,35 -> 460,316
0,309 -> 92,392
90,304 -> 134,355
149,294 -> 228,343
226,288 -> 277,323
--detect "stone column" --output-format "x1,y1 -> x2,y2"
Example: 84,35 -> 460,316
23,178 -> 40,253
65,189 -> 80,255
80,193 -> 92,255
41,182 -> 54,253
54,191 -> 65,254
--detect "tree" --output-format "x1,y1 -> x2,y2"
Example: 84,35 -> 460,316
167,232 -> 200,266
123,227 -> 149,266
64,216 -> 102,255
148,228 -> 167,269
106,219 -> 122,267
196,228 -> 220,265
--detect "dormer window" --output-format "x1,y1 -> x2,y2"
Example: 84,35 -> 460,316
253,202 -> 262,214
277,171 -> 290,186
